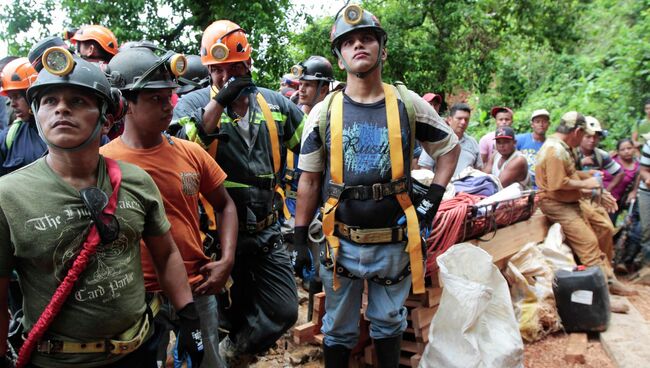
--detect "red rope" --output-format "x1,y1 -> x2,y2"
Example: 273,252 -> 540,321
425,192 -> 482,275
16,158 -> 122,367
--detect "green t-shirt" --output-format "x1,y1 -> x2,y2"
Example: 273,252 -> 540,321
634,118 -> 650,144
0,156 -> 170,367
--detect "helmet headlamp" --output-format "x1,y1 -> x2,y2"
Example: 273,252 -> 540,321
210,43 -> 230,62
42,47 -> 75,76
290,64 -> 304,78
169,54 -> 187,77
343,5 -> 364,25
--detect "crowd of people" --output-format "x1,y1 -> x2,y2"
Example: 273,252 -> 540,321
0,3 -> 649,368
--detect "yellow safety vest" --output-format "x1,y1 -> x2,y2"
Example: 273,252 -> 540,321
320,83 -> 425,294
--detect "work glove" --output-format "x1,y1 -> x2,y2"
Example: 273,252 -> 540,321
415,183 -> 446,230
0,355 -> 14,368
214,75 -> 255,107
176,302 -> 204,366
292,226 -> 314,280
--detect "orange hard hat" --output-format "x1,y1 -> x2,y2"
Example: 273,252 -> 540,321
71,25 -> 119,56
200,20 -> 252,66
0,57 -> 38,96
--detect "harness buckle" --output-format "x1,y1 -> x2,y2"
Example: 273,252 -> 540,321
372,183 -> 384,200
328,181 -> 345,199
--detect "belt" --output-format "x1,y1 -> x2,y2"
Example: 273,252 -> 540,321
328,177 -> 408,201
37,311 -> 150,355
335,222 -> 406,244
36,296 -> 160,355
243,211 -> 278,233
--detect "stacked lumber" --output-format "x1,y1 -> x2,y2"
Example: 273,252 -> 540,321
294,211 -> 551,367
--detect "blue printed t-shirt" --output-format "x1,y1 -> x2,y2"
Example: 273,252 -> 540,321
516,132 -> 544,186
299,89 -> 457,229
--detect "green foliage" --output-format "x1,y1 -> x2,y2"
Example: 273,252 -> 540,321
0,0 -> 298,88
482,0 -> 650,150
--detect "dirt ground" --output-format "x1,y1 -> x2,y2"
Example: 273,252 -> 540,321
244,278 -> 650,367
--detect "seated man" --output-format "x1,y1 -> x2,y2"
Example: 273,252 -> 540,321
577,116 -> 625,193
536,111 -> 636,299
418,103 -> 482,176
484,126 -> 530,188
479,106 -> 513,163
516,109 -> 550,187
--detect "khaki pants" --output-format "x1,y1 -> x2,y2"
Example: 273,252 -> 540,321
540,199 -> 614,278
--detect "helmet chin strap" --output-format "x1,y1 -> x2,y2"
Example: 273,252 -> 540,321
309,79 -> 327,107
334,38 -> 384,79
33,100 -> 107,152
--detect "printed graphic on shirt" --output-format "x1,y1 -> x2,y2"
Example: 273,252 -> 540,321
25,201 -> 142,304
343,123 -> 391,177
180,172 -> 200,196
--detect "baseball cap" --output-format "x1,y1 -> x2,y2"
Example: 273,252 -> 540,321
490,106 -> 513,118
494,126 -> 515,140
530,109 -> 550,121
422,92 -> 442,104
280,86 -> 295,99
560,111 -> 586,129
584,116 -> 603,135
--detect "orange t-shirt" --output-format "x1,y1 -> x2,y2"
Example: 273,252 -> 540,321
101,135 -> 227,291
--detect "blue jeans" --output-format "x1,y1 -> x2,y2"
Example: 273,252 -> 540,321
320,238 -> 412,349
638,190 -> 650,266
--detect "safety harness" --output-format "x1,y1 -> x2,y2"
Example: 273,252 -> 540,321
319,82 -> 425,294
208,86 -> 291,228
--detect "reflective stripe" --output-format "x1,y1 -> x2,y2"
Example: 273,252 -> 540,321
224,180 -> 251,188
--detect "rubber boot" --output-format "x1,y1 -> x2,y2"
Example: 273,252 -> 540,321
374,335 -> 403,368
323,343 -> 351,368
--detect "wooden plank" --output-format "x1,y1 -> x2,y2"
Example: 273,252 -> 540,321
601,296 -> 650,368
564,333 -> 587,364
410,354 -> 421,368
312,292 -> 326,324
401,340 -> 420,354
292,321 -> 320,344
469,210 -> 549,263
424,287 -> 442,308
314,334 -> 324,344
364,345 -> 375,366
411,305 -> 438,330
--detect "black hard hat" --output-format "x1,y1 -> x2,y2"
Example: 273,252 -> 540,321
27,55 -> 113,111
299,56 -> 334,82
177,55 -> 209,95
107,47 -> 180,91
330,4 -> 387,55
28,36 -> 69,72
118,40 -> 160,53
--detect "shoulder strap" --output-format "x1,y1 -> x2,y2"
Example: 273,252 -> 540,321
394,82 -> 415,163
6,120 -> 23,150
319,91 -> 340,147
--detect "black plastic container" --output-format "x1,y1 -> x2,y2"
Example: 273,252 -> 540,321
553,266 -> 610,332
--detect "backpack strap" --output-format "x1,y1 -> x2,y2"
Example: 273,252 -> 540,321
319,91 -> 340,148
394,81 -> 416,163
